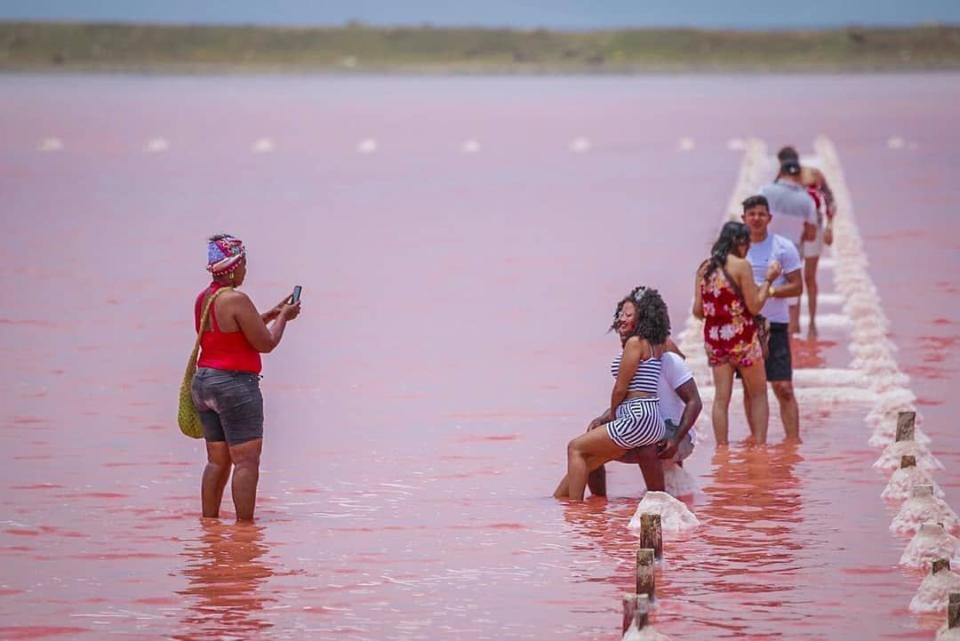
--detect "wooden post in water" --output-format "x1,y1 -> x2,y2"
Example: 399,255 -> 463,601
896,411 -> 916,442
900,455 -> 917,469
639,514 -> 663,560
621,593 -> 650,635
933,559 -> 951,575
636,548 -> 655,602
949,592 -> 960,629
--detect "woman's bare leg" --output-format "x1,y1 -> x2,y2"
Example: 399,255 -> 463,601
201,441 -> 232,518
228,438 -> 262,522
740,360 -> 770,445
711,364 -> 735,446
805,256 -> 820,338
564,428 -> 628,501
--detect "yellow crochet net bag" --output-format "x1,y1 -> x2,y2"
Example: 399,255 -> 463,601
178,287 -> 232,438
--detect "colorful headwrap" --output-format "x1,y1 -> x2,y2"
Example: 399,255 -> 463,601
207,235 -> 246,274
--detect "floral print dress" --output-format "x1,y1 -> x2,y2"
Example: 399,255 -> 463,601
701,267 -> 762,368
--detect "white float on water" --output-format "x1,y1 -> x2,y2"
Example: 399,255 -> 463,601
38,137 -> 63,152
145,137 -> 169,153
628,491 -> 699,533
900,523 -> 960,568
891,487 -> 960,537
251,138 -> 275,153
569,136 -> 591,153
677,137 -> 695,152
357,138 -> 378,154
461,139 -> 480,154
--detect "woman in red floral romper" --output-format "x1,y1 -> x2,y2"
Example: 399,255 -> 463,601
694,222 -> 781,445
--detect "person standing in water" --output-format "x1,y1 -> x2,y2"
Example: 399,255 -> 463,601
191,234 -> 301,521
759,157 -> 817,335
694,221 -> 780,445
776,146 -> 838,338
740,196 -> 803,442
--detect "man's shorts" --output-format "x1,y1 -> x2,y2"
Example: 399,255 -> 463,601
618,419 -> 694,465
191,367 -> 264,445
765,322 -> 793,382
802,224 -> 823,259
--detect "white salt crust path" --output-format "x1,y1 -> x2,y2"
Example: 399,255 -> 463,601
628,492 -> 700,533
891,496 -> 960,537
622,624 -> 672,641
910,568 -> 960,613
900,524 -> 960,568
874,440 -> 944,472
883,467 -> 946,501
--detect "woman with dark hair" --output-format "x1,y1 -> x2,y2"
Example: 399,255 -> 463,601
191,234 -> 300,521
693,221 -> 779,445
554,288 -> 670,501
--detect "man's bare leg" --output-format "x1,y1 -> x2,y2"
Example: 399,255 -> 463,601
771,381 -> 800,442
587,465 -> 607,497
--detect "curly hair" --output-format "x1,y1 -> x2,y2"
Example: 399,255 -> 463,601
609,286 -> 670,345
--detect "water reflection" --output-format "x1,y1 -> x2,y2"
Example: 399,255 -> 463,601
698,444 -> 803,595
175,520 -> 275,640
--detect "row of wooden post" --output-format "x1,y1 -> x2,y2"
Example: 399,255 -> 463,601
622,514 -> 663,635
897,412 -> 960,634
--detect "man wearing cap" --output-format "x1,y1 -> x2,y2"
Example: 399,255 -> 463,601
759,157 -> 818,335
776,146 -> 838,338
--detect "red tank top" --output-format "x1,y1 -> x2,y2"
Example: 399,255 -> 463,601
195,284 -> 262,374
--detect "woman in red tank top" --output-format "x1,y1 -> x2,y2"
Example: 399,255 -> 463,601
693,222 -> 779,446
190,234 -> 301,522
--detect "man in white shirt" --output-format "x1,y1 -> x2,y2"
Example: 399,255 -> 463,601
759,158 -> 817,334
741,194 -> 804,442
586,351 -> 702,496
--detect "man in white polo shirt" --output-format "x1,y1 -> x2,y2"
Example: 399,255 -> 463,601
586,350 -> 702,497
760,158 -> 817,335
741,194 -> 804,442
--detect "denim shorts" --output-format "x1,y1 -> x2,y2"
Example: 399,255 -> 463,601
191,367 -> 264,445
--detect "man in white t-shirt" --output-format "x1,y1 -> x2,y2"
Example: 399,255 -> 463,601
759,159 -> 817,334
586,351 -> 702,496
741,194 -> 804,442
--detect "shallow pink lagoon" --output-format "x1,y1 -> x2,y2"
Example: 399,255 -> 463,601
1,74 -> 959,640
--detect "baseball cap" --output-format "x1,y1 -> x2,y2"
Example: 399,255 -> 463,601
780,159 -> 801,176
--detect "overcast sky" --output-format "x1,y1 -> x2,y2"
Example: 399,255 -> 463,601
1,0 -> 958,30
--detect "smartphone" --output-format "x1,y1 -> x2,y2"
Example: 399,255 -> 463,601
290,285 -> 302,304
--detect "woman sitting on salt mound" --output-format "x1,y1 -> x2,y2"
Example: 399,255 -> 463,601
554,287 -> 693,502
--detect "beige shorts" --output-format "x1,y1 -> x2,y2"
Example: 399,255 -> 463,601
802,224 -> 823,259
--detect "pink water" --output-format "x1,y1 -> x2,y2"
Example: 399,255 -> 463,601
1,74 -> 959,640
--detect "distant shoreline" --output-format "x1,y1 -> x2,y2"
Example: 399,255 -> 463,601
2,21 -> 959,73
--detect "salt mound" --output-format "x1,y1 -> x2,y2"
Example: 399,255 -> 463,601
883,467 -> 945,501
868,424 -> 931,448
628,491 -> 700,533
622,624 -> 672,641
900,523 -> 960,567
874,441 -> 943,472
892,496 -> 960,537
663,464 -> 698,498
910,568 -> 960,613
936,625 -> 960,640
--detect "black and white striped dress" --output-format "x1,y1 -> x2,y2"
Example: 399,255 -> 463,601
606,353 -> 666,449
